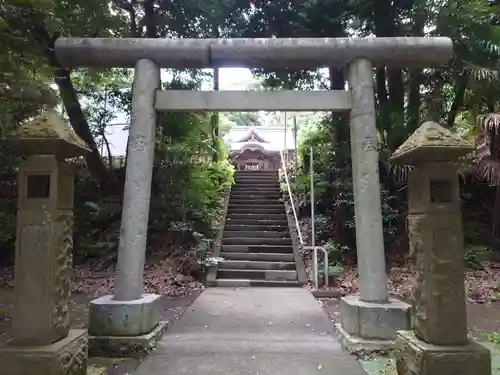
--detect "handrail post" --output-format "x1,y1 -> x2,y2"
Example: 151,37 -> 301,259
309,246 -> 328,289
313,247 -> 318,290
279,149 -> 304,246
281,147 -> 328,290
310,147 -> 318,288
310,147 -> 315,250
323,248 -> 329,287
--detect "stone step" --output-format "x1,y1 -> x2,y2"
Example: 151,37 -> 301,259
223,230 -> 289,239
231,184 -> 281,195
220,252 -> 294,262
217,269 -> 298,281
228,203 -> 283,209
235,171 -> 277,176
221,244 -> 293,254
223,237 -> 292,246
228,203 -> 285,209
230,194 -> 282,201
226,213 -> 285,220
233,181 -> 279,186
225,224 -> 288,232
214,279 -> 300,287
229,198 -> 282,205
233,178 -> 278,183
218,260 -> 296,270
232,187 -> 281,192
235,179 -> 278,182
225,217 -> 288,226
235,173 -> 278,178
227,207 -> 285,214
234,178 -> 279,184
230,191 -> 281,197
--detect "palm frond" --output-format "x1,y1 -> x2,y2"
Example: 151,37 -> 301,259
477,112 -> 500,133
469,112 -> 500,185
475,155 -> 500,185
456,151 -> 477,177
476,39 -> 500,57
387,162 -> 412,185
461,62 -> 500,84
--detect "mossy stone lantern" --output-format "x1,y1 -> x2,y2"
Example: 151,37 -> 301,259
391,121 -> 491,375
0,111 -> 90,375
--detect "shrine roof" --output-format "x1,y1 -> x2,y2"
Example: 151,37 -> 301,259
224,126 -> 295,152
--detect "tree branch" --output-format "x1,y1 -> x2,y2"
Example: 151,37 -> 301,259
447,80 -> 466,128
26,22 -> 112,186
114,0 -> 140,37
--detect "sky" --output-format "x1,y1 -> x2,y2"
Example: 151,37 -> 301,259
104,67 -> 254,155
104,67 -> 264,156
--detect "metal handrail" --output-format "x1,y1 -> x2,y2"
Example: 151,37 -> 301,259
280,147 -> 327,290
307,147 -> 328,290
303,245 -> 329,290
279,149 -> 304,246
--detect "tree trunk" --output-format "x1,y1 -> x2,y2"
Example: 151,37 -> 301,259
19,22 -> 112,187
373,0 -> 404,115
211,23 -> 220,162
407,1 -> 425,133
447,82 -> 466,128
493,185 -> 500,240
407,69 -> 422,133
293,114 -> 298,171
376,68 -> 389,108
143,0 -> 157,37
53,67 -> 111,184
387,70 -> 405,113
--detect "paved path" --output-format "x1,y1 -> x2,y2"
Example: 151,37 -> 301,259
135,288 -> 366,375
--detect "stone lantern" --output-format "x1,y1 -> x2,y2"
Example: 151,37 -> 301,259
0,111 -> 90,375
390,121 -> 491,375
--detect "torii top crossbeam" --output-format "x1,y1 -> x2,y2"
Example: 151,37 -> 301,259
54,37 -> 453,69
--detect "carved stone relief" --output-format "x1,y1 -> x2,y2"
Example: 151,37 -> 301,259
53,211 -> 73,339
57,333 -> 88,375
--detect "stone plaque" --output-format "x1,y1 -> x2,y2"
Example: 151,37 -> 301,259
13,223 -> 51,344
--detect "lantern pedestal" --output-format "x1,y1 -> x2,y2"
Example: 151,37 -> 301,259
0,330 -> 88,375
390,121 -> 491,375
0,112 -> 91,375
396,331 -> 490,375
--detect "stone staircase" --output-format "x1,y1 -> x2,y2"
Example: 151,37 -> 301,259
215,170 -> 299,287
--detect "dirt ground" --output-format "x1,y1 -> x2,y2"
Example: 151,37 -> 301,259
321,297 -> 500,375
2,258 -> 500,375
0,287 -> 201,374
321,297 -> 500,341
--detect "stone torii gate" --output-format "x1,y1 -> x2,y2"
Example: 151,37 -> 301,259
54,37 -> 453,354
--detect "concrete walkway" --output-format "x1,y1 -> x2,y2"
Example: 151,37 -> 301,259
135,288 -> 366,375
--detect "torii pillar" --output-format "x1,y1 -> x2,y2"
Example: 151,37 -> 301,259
87,59 -> 165,357
52,36 -> 454,356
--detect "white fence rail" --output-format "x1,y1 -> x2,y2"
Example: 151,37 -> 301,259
279,150 -> 304,246
280,147 -> 328,290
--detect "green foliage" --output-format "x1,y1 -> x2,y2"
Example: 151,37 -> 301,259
2,0 -> 500,273
328,264 -> 344,279
197,254 -> 223,273
488,331 -> 500,345
227,112 -> 263,127
324,240 -> 349,265
286,116 -> 405,258
69,114 -> 234,261
464,245 -> 489,269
